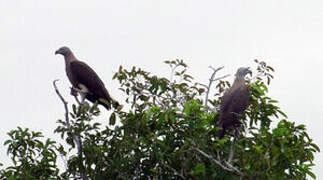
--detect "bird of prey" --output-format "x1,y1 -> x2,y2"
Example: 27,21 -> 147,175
219,67 -> 252,138
55,46 -> 117,110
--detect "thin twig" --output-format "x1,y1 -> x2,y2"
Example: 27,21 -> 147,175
53,80 -> 88,180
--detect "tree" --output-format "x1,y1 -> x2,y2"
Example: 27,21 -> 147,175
0,60 -> 319,179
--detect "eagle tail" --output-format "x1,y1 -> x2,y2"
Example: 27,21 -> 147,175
101,101 -> 111,110
99,96 -> 120,111
98,98 -> 112,110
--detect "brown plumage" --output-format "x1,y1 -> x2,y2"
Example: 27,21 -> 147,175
219,67 -> 252,138
55,46 -> 116,110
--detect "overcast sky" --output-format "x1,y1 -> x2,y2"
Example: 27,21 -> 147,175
0,0 -> 322,178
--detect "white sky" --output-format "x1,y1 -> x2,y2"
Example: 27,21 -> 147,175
0,0 -> 322,178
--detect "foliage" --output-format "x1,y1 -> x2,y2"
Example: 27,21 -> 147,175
0,127 -> 61,180
0,60 -> 319,179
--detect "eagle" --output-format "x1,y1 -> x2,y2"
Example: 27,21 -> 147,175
219,67 -> 252,138
55,46 -> 117,110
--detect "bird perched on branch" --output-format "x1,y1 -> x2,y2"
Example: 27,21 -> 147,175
219,67 -> 252,139
55,46 -> 118,110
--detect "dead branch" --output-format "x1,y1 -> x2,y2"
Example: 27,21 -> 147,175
204,66 -> 230,111
53,79 -> 88,180
53,80 -> 70,127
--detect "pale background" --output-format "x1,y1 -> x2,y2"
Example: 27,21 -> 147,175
0,0 -> 322,178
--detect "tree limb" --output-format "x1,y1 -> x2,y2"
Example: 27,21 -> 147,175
228,129 -> 239,164
193,147 -> 245,178
53,80 -> 69,125
53,80 -> 88,180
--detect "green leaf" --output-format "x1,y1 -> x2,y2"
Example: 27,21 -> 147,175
192,163 -> 205,175
277,109 -> 288,118
310,143 -> 320,152
307,170 -> 316,179
4,140 -> 11,146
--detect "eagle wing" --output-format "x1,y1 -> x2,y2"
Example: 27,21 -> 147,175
220,83 -> 249,127
70,61 -> 112,103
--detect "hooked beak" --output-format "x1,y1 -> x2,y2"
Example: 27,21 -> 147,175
55,49 -> 61,55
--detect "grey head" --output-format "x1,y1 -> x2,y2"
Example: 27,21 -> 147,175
55,46 -> 72,56
235,67 -> 252,78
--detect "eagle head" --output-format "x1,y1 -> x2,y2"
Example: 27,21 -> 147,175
55,46 -> 72,56
235,67 -> 252,78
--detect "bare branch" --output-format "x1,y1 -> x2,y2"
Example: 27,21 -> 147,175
212,74 -> 230,82
53,80 -> 88,180
204,66 -> 230,111
193,147 -> 245,178
53,80 -> 69,127
224,161 -> 244,176
228,129 -> 239,164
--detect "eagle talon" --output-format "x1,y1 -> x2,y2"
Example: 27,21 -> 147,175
70,87 -> 78,96
72,87 -> 87,94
